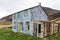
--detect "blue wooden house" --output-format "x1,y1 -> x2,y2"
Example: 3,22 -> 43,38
12,4 -> 50,38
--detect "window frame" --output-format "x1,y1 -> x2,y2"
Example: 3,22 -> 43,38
24,10 -> 28,17
17,13 -> 20,18
14,14 -> 15,19
26,22 -> 30,31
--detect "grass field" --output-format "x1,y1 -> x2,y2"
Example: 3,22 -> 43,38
0,28 -> 60,40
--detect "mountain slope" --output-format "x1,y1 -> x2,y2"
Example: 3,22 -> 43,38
42,7 -> 60,20
0,15 -> 12,22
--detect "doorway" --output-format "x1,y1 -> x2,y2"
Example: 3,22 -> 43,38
33,23 -> 41,37
38,24 -> 41,33
37,24 -> 41,37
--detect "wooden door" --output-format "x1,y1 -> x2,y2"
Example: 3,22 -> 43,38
33,23 -> 37,37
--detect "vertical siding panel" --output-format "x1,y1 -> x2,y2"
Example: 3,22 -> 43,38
51,23 -> 54,35
30,21 -> 33,36
40,22 -> 44,38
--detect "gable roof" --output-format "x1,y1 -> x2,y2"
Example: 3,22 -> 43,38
40,6 -> 48,16
12,5 -> 48,16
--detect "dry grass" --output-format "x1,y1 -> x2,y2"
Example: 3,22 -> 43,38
0,25 -> 12,29
0,20 -> 12,29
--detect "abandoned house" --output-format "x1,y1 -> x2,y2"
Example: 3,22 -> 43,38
12,4 -> 59,38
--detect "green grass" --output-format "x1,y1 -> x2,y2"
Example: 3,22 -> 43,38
47,33 -> 60,40
0,28 -> 41,40
0,28 -> 60,40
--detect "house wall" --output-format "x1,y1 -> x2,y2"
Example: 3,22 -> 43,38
42,22 -> 54,37
12,9 -> 32,34
17,10 -> 31,22
31,6 -> 48,21
17,10 -> 31,34
12,5 -> 48,32
29,21 -> 33,35
12,14 -> 17,32
12,9 -> 31,22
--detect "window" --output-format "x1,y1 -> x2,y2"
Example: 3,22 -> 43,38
20,22 -> 23,30
14,22 -> 16,29
14,14 -> 15,19
24,11 -> 28,17
18,22 -> 23,31
26,22 -> 30,31
17,13 -> 20,18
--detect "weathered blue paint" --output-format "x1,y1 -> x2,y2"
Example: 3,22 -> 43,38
12,5 -> 48,34
31,6 -> 48,21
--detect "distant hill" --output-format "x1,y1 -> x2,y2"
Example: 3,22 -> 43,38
0,6 -> 60,22
42,7 -> 60,20
0,15 -> 12,22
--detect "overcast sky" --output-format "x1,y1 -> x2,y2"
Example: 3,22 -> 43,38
0,0 -> 60,19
